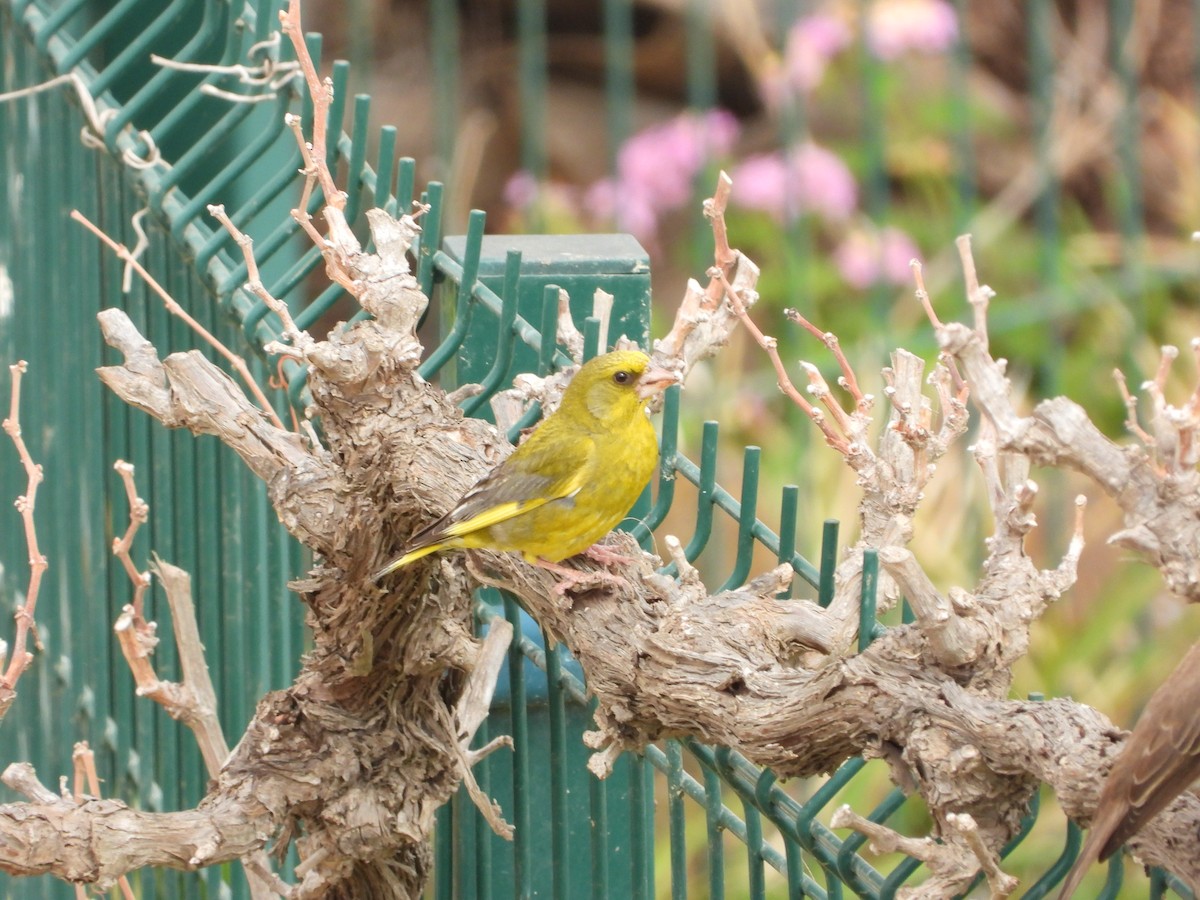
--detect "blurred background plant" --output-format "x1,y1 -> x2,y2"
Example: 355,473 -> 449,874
298,0 -> 1200,892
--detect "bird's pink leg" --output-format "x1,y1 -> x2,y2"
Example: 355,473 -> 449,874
582,542 -> 639,567
534,557 -> 630,595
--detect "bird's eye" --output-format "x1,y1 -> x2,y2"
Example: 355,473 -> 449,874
613,370 -> 631,385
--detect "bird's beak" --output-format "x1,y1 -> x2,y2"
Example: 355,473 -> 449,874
637,365 -> 680,401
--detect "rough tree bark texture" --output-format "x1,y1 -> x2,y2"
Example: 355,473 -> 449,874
2,16 -> 1199,899
3,199 -> 1191,899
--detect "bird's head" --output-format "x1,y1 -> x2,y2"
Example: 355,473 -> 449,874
564,350 -> 677,426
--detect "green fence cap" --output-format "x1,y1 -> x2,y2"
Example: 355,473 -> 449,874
442,233 -> 650,277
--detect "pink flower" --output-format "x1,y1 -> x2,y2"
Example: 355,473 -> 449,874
834,227 -> 919,289
583,177 -> 618,221
783,14 -> 852,93
730,143 -> 857,223
588,108 -> 741,240
729,153 -> 789,217
503,170 -> 539,210
618,109 -> 739,210
866,0 -> 958,60
583,178 -> 657,239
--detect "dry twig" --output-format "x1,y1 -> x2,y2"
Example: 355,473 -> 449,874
208,203 -> 314,358
108,461 -> 280,897
71,211 -> 287,431
0,362 -> 46,719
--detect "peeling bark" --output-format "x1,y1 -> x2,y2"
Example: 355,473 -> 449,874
4,172 -> 1199,898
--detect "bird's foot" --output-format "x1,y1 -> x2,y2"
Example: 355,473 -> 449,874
535,557 -> 630,596
582,542 -> 638,567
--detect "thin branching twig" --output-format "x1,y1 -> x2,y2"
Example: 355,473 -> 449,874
0,362 -> 47,718
71,210 -> 288,431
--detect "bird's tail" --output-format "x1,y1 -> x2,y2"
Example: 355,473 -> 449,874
1056,828 -> 1106,899
371,542 -> 443,582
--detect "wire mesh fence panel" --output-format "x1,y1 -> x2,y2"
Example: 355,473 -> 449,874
1,0 -> 1198,898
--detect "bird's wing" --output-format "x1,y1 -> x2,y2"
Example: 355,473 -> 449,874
408,431 -> 594,548
1098,640 -> 1200,858
1058,641 -> 1200,898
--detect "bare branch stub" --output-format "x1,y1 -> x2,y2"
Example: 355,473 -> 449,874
716,271 -> 849,453
71,744 -> 136,900
786,307 -> 868,413
279,0 -> 338,215
208,203 -> 313,358
912,259 -> 943,330
111,460 -> 151,616
0,362 -> 47,719
927,239 -> 1200,887
955,234 -> 992,348
1113,365 -> 1157,451
831,806 -> 1017,900
703,170 -> 736,277
106,464 -> 280,897
278,0 -> 361,286
652,170 -> 760,384
106,462 -> 231,774
12,84 -> 1199,896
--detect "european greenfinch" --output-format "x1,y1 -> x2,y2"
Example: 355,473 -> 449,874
1057,640 -> 1200,898
372,350 -> 676,584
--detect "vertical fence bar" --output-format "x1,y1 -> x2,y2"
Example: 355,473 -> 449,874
516,0 -> 547,179
1027,1 -> 1062,282
685,0 -> 716,110
538,286 -> 559,374
666,740 -> 688,900
603,0 -> 635,174
546,639 -> 569,900
859,549 -> 879,652
462,250 -> 522,414
857,0 -> 890,321
777,485 -> 799,599
343,94 -> 372,223
503,594 -> 532,898
631,753 -> 655,900
435,802 -> 454,900
743,799 -> 766,900
773,0 -> 812,301
347,0 -> 373,92
1107,0 -> 1144,321
1027,0 -> 1071,391
395,156 -> 416,215
429,0 -> 459,175
703,764 -> 726,900
473,711 -> 492,900
949,0 -> 977,233
683,421 -> 720,562
718,446 -> 761,590
419,204 -> 480,379
417,181 -> 446,302
818,519 -> 839,607
582,316 -> 602,361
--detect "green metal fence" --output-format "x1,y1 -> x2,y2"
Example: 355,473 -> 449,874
2,1 -> 1198,898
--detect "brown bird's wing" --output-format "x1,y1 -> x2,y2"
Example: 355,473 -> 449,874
404,429 -> 594,552
1058,641 -> 1200,898
1098,641 -> 1200,858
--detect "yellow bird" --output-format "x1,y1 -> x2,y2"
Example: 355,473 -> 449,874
372,350 -> 676,585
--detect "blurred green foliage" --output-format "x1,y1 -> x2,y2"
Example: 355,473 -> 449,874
497,2 -> 1200,893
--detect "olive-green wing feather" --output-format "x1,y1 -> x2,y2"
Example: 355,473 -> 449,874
408,425 -> 595,549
